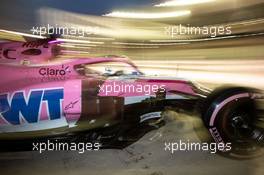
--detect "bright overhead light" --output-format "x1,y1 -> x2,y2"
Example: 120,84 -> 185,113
155,0 -> 215,7
103,10 -> 191,19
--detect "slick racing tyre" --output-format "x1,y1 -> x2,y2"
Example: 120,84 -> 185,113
202,87 -> 264,158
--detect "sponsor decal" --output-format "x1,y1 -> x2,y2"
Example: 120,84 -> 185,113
209,127 -> 223,144
39,65 -> 71,76
140,112 -> 161,123
64,100 -> 79,111
3,49 -> 16,59
22,40 -> 48,48
0,88 -> 64,125
209,127 -> 232,152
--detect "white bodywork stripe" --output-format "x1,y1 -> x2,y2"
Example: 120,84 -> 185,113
124,94 -> 186,105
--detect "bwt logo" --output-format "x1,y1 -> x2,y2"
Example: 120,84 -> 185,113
39,65 -> 71,76
0,88 -> 64,125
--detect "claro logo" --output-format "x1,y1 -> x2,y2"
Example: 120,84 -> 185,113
39,65 -> 71,76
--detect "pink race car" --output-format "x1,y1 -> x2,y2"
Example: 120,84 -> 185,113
0,38 -> 263,156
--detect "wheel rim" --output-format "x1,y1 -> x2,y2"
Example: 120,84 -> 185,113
221,99 -> 263,149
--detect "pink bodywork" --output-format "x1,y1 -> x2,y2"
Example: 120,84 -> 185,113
0,57 -> 196,131
0,40 -> 58,65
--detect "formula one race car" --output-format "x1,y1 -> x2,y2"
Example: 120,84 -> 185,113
0,38 -> 263,157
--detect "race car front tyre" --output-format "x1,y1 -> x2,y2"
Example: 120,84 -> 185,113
202,87 -> 264,158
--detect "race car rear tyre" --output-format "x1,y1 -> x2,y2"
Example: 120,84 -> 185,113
202,87 -> 263,158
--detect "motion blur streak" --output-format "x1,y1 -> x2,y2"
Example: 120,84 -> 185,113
133,60 -> 264,89
155,0 -> 215,7
103,10 -> 191,19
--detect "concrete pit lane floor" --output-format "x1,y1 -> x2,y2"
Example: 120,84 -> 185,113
0,112 -> 263,175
